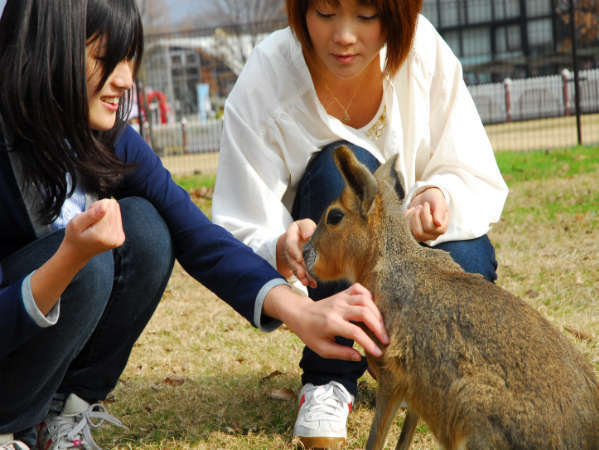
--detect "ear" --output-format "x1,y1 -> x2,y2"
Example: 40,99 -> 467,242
374,154 -> 405,201
333,146 -> 378,216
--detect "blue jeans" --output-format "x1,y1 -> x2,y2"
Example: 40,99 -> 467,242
0,197 -> 174,438
292,141 -> 498,396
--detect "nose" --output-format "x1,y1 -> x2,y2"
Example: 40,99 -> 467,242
333,18 -> 357,46
111,60 -> 134,91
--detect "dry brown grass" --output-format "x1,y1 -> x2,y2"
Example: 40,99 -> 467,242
96,166 -> 599,449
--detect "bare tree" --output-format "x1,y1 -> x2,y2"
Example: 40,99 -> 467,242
206,0 -> 287,75
217,0 -> 286,25
557,0 -> 599,46
136,0 -> 172,33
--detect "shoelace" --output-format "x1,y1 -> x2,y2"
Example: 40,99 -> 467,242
304,383 -> 351,421
50,404 -> 126,450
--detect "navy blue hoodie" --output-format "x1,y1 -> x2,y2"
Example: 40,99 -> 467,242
0,125 -> 286,359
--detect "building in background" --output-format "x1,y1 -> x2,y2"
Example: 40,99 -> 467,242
422,0 -> 599,83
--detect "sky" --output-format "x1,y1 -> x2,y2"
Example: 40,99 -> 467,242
0,1 -> 220,27
169,0 -> 224,26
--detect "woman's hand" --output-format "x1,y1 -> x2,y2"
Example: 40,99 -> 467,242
63,198 -> 126,263
276,219 -> 317,288
405,187 -> 449,242
263,283 -> 389,361
31,198 -> 125,315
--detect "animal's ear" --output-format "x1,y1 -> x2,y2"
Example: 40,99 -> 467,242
333,146 -> 377,216
374,154 -> 405,201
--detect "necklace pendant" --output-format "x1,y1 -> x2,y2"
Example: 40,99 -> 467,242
343,112 -> 351,122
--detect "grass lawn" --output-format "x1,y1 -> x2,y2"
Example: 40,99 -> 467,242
97,145 -> 599,449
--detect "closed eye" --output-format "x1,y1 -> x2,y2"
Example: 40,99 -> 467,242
316,10 -> 334,18
326,208 -> 345,225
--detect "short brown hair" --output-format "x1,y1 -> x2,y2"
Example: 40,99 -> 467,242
286,0 -> 422,75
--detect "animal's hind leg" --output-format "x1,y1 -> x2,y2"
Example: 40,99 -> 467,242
394,409 -> 419,450
365,371 -> 405,450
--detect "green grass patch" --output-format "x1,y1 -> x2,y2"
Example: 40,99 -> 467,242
496,145 -> 599,183
173,173 -> 216,190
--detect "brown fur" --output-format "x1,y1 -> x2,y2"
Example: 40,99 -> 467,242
302,145 -> 599,449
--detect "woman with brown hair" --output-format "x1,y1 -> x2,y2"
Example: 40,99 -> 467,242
213,0 -> 508,447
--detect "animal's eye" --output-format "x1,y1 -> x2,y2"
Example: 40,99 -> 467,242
326,208 -> 344,225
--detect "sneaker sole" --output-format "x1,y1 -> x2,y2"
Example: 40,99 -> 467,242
297,436 -> 346,449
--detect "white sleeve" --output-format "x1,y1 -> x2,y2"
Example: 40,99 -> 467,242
410,27 -> 508,245
213,101 -> 293,269
22,272 -> 60,327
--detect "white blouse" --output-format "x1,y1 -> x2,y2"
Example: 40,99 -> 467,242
213,15 -> 508,287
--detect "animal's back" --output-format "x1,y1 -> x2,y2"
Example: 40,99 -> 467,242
376,254 -> 599,448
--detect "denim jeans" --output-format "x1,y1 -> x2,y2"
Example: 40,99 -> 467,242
291,141 -> 498,396
0,197 -> 174,437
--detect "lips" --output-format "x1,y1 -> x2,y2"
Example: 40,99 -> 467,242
333,53 -> 356,64
100,96 -> 120,111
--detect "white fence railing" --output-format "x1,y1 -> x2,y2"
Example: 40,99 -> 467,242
469,68 -> 599,124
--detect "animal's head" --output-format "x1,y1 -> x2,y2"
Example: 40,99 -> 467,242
303,145 -> 406,284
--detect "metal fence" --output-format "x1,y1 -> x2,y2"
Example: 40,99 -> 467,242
132,0 -> 599,175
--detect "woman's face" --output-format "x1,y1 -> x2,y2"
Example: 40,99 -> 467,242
305,0 -> 385,80
86,39 -> 134,131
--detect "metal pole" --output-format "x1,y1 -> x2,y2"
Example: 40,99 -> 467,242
569,0 -> 582,145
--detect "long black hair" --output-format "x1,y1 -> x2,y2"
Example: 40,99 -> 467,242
0,0 -> 144,223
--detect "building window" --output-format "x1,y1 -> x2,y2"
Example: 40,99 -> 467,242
438,0 -> 462,27
466,0 -> 492,24
422,1 -> 439,27
443,30 -> 462,57
496,24 -> 522,54
171,54 -> 183,66
526,0 -> 552,18
493,0 -> 520,20
463,27 -> 491,57
528,18 -> 553,47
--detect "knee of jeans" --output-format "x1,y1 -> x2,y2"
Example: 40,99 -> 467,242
293,142 -> 380,220
437,237 -> 497,282
70,251 -> 114,314
312,141 -> 379,177
118,197 -> 174,272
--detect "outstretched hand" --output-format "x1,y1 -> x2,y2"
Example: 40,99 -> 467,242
405,187 -> 449,242
264,283 -> 389,362
276,219 -> 317,288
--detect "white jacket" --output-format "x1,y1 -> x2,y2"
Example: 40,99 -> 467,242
213,15 -> 508,280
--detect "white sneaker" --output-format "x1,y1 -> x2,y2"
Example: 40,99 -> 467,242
0,434 -> 29,450
293,381 -> 354,449
37,393 -> 126,450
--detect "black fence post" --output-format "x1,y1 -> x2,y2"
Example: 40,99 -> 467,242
569,0 -> 582,145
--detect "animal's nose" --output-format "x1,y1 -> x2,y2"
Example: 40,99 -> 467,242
303,243 -> 316,272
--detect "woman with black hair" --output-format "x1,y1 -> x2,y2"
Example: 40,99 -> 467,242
0,1 -> 388,448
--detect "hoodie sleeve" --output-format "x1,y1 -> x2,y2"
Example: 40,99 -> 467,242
113,126 -> 287,331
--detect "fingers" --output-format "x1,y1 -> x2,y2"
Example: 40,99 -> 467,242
65,199 -> 125,255
315,340 -> 364,362
70,200 -> 108,232
405,187 -> 449,241
406,205 -> 436,241
296,219 -> 316,241
311,315 -> 384,361
315,283 -> 389,359
277,219 -> 318,286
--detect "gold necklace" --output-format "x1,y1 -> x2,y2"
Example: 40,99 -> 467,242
366,104 -> 387,140
324,81 -> 360,123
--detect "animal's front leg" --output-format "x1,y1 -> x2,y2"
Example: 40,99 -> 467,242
365,370 -> 404,450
